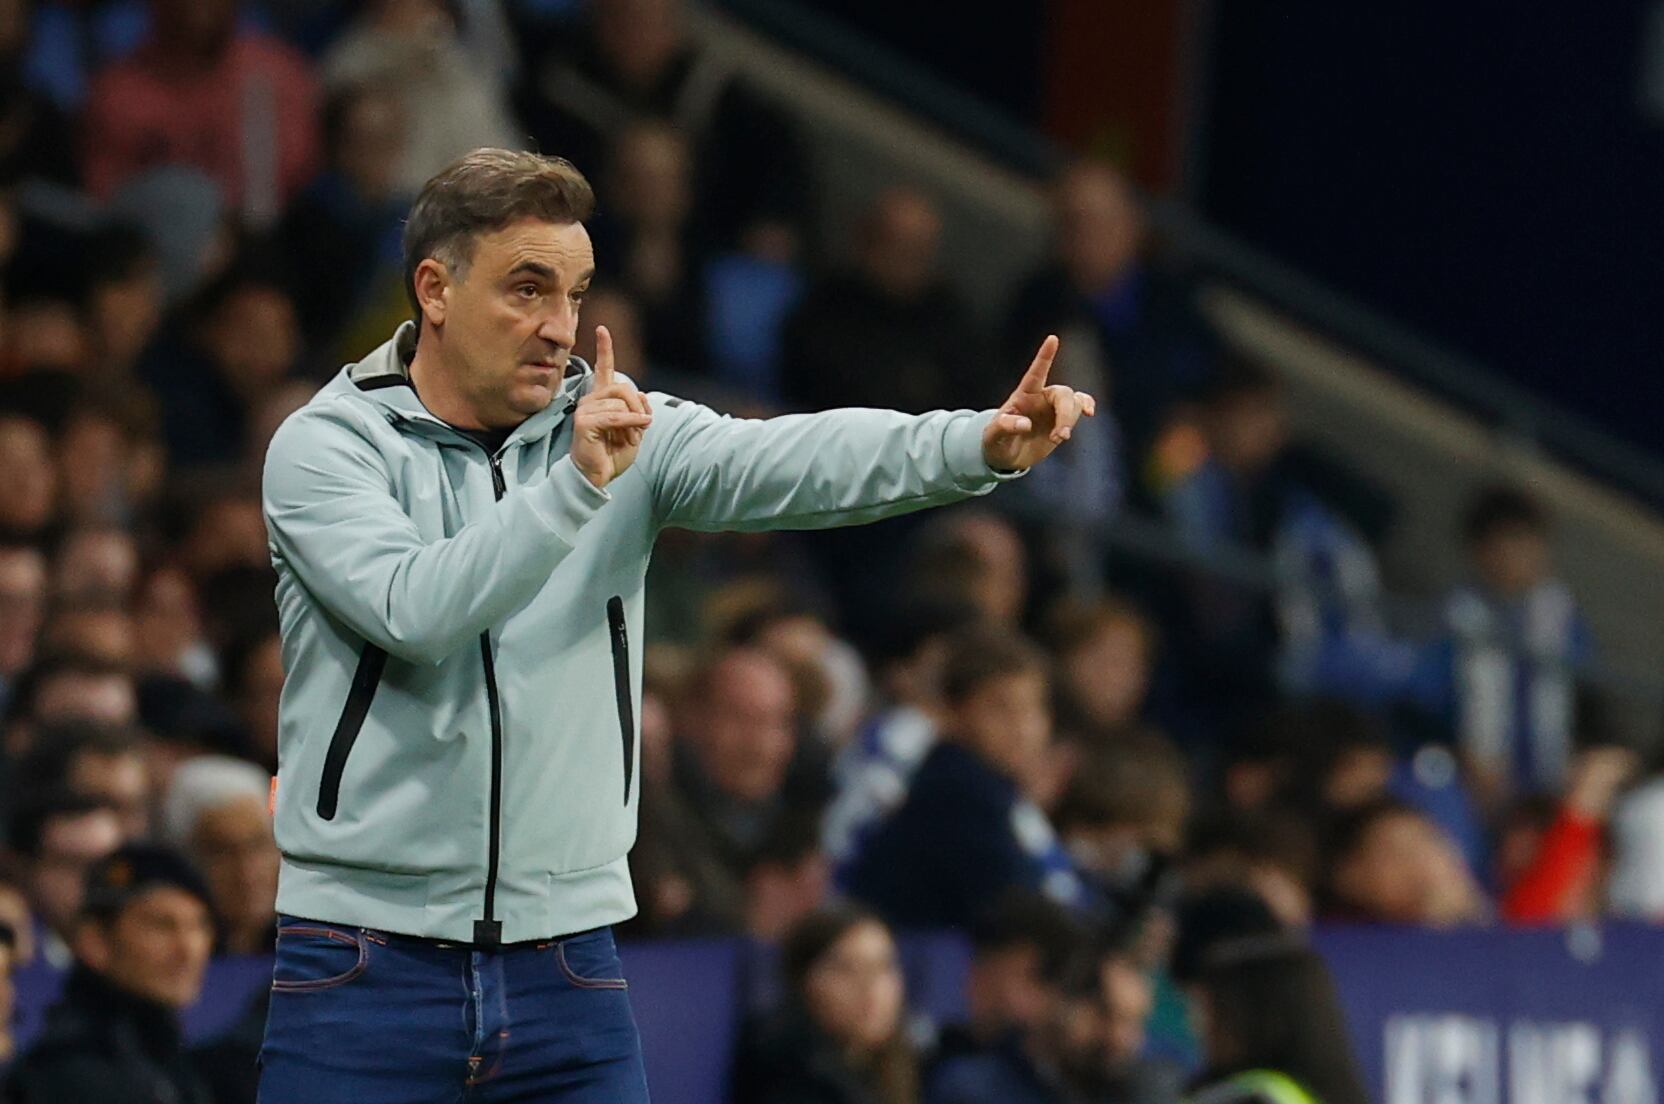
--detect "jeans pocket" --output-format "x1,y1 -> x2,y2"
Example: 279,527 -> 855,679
555,930 -> 628,990
272,923 -> 370,992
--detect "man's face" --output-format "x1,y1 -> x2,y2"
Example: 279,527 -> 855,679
956,670 -> 1052,783
69,751 -> 151,841
423,219 -> 594,430
1475,527 -> 1550,597
0,547 -> 45,674
83,888 -> 214,1009
34,671 -> 137,726
1063,618 -> 1150,730
697,654 -> 796,803
0,417 -> 55,536
967,944 -> 1058,1039
191,797 -> 279,934
29,810 -> 123,935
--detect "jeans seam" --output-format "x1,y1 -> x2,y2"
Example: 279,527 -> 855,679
555,941 -> 628,990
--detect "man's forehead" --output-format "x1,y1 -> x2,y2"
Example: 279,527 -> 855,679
478,218 -> 594,274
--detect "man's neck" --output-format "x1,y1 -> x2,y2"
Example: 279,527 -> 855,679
407,334 -> 490,431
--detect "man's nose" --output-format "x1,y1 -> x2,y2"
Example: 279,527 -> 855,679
537,299 -> 578,349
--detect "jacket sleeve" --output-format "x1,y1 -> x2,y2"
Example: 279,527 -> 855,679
262,402 -> 609,665
644,397 -> 1022,533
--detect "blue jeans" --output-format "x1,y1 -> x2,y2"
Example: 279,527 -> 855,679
257,916 -> 650,1103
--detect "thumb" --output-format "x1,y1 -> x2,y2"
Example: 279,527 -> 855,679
592,324 -> 615,388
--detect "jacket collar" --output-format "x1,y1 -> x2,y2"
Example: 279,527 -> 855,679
52,963 -> 185,1058
347,321 -> 592,450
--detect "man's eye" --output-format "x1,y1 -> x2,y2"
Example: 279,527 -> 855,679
571,289 -> 587,304
516,284 -> 539,298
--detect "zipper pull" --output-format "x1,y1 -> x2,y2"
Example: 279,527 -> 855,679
488,453 -> 506,499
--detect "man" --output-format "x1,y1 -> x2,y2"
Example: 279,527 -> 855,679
6,844 -> 216,1104
7,793 -> 123,969
17,721 -> 152,840
258,147 -> 1093,1100
162,755 -> 279,954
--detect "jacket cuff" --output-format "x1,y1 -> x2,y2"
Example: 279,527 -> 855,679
527,456 -> 611,542
946,410 -> 1029,490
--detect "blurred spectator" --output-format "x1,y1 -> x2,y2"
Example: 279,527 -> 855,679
1411,486 -> 1592,803
321,0 -> 517,195
782,187 -> 986,415
82,0 -> 319,222
141,267 -> 300,469
823,597 -> 979,878
107,167 -> 232,305
80,224 -> 166,382
936,893 -> 1083,1062
161,755 -> 276,954
1322,798 -> 1487,927
18,721 -> 152,840
847,629 -> 1085,928
1004,160 -> 1217,480
6,844 -> 215,1104
636,647 -> 825,932
1046,596 -> 1156,743
0,542 -> 45,708
6,792 -> 122,966
0,0 -> 76,184
0,919 -> 16,1064
278,81 -> 412,353
50,525 -> 139,603
731,905 -> 919,1104
132,564 -> 215,684
38,596 -> 135,667
1054,731 -> 1191,911
1497,745 -> 1635,923
1182,813 -> 1319,928
906,511 -> 1027,629
3,655 -> 138,756
741,813 -> 829,946
0,413 -> 55,541
724,598 -> 870,748
589,121 -> 710,373
515,0 -> 811,256
1185,940 -> 1369,1104
571,285 -> 649,381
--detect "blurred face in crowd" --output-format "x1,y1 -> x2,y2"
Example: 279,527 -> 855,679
946,514 -> 1027,626
0,938 -> 13,1062
417,218 -> 593,430
857,188 -> 942,301
1061,615 -> 1151,731
35,667 -> 137,727
609,124 -> 693,229
89,266 -> 164,372
334,87 -> 406,202
151,0 -> 238,60
70,749 -> 151,841
0,545 -> 45,675
181,495 -> 269,576
1100,954 -> 1153,1067
191,795 -> 279,949
41,605 -> 136,667
0,883 -> 32,966
1054,163 -> 1143,294
10,297 -> 89,371
1208,388 -> 1288,476
201,284 -> 298,404
1473,524 -> 1550,598
54,528 -> 139,602
1330,809 -> 1475,925
0,416 -> 55,537
967,942 -> 1062,1040
955,668 -> 1051,784
27,807 -> 123,936
135,567 -> 205,673
594,0 -> 685,90
744,851 -> 830,943
78,887 -> 214,1009
1322,744 -> 1394,810
693,651 -> 796,803
802,919 -> 905,1056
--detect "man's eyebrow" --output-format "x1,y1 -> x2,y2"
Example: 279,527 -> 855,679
506,261 -> 556,281
574,267 -> 596,285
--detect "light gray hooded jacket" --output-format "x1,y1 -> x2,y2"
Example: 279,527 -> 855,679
261,321 -> 1018,943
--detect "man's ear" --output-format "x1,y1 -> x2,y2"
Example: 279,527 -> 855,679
413,258 -> 451,328
71,916 -> 112,972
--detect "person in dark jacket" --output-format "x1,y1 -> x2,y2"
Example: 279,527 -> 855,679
846,628 -> 1085,929
731,904 -> 920,1104
6,843 -> 217,1104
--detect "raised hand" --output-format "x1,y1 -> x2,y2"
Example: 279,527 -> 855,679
571,325 -> 652,490
981,335 -> 1097,472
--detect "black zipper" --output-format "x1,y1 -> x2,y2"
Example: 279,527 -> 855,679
316,644 -> 387,820
475,450 -> 508,947
606,596 -> 635,804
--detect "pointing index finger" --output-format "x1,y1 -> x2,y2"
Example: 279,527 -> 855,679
593,325 -> 615,388
1018,334 -> 1059,394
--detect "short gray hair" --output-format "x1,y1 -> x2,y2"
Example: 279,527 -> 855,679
402,148 -> 596,318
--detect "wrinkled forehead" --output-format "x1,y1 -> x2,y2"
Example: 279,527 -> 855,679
468,218 -> 595,283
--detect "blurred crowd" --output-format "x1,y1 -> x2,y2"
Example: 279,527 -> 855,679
0,0 -> 1658,1102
